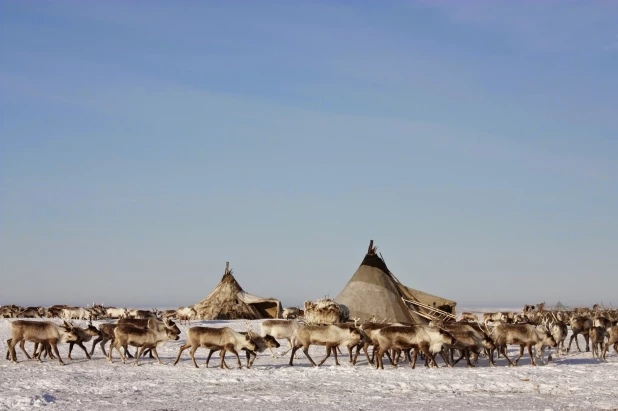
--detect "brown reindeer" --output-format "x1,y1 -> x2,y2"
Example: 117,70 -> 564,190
173,326 -> 257,369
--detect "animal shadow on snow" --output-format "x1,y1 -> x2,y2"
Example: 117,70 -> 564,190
553,357 -> 608,366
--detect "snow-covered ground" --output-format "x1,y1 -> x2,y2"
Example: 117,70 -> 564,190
1,318 -> 617,411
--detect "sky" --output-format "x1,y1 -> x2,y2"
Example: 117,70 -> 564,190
1,1 -> 617,309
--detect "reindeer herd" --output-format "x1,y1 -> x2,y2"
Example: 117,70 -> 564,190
3,303 -> 618,371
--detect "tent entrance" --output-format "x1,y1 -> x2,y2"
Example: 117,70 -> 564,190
250,301 -> 280,319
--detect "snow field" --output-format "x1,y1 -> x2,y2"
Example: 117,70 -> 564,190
1,318 -> 617,410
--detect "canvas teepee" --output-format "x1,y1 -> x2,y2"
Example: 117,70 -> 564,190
335,241 -> 456,324
192,262 -> 282,320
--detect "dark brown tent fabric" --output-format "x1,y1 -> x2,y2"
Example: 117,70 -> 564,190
335,241 -> 456,324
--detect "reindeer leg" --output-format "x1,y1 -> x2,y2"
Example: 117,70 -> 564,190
90,336 -> 102,356
385,349 -> 393,366
333,344 -> 341,366
220,349 -> 230,369
439,348 -> 452,367
513,345 -> 525,365
20,341 -> 32,360
352,343 -> 361,365
135,346 -> 146,366
465,349 -> 474,367
522,345 -> 543,367
421,347 -> 437,368
501,345 -> 515,367
574,333 -> 582,352
123,344 -> 134,359
227,347 -> 241,369
151,348 -> 163,365
205,349 -> 218,368
288,344 -> 301,366
51,342 -> 64,365
8,338 -> 19,363
302,344 -> 317,367
173,343 -> 190,366
245,351 -> 251,368
375,348 -> 384,370
100,338 -> 109,357
318,345 -> 331,366
411,348 -> 419,369
584,334 -> 590,352
112,340 -> 125,364
45,343 -> 55,360
78,342 -> 91,359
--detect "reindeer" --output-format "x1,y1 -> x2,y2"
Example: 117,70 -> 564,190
200,321 -> 280,368
482,312 -> 506,325
7,320 -> 79,365
593,316 -> 612,330
173,326 -> 257,369
133,309 -> 157,319
545,313 -> 567,358
373,325 -> 455,369
176,307 -> 197,325
46,305 -> 67,318
459,313 -> 479,322
116,318 -> 180,358
16,307 -> 44,318
161,309 -> 179,320
90,323 -> 117,357
589,327 -> 606,359
289,325 -> 363,367
567,316 -> 593,353
108,318 -> 180,365
260,319 -> 302,357
443,322 -> 495,367
601,326 -> 618,361
491,323 -> 556,366
282,307 -> 300,319
356,322 -> 393,366
61,307 -> 90,320
333,321 -> 371,365
105,307 -> 128,319
66,321 -> 100,360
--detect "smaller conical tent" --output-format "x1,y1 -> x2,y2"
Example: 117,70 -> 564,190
192,262 -> 282,320
335,241 -> 456,324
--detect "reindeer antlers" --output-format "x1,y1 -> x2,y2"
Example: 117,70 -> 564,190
351,317 -> 360,327
244,319 -> 255,337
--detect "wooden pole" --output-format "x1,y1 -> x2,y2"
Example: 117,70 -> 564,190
225,261 -> 229,274
368,240 -> 373,254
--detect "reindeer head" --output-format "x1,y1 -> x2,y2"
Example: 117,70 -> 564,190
262,334 -> 280,349
244,334 -> 258,351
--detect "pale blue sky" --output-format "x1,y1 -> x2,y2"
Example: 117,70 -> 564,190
1,1 -> 617,308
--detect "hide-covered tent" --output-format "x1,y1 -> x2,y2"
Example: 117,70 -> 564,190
335,241 -> 456,324
192,262 -> 282,320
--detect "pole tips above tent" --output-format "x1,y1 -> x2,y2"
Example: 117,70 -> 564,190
368,240 -> 378,255
223,261 -> 233,277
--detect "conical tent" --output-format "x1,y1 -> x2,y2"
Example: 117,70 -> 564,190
192,262 -> 282,320
335,241 -> 456,324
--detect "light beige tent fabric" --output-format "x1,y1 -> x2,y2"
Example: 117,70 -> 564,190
193,263 -> 282,320
335,242 -> 456,324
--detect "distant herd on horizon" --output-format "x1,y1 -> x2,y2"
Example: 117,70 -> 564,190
2,302 -> 618,370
